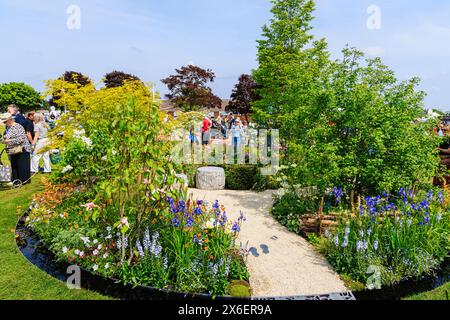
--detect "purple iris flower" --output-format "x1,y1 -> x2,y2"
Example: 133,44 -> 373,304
172,216 -> 180,227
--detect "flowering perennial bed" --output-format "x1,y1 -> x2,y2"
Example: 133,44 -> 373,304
28,184 -> 249,296
318,188 -> 450,288
25,81 -> 250,297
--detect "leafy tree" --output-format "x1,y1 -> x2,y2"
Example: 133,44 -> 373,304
49,71 -> 93,108
252,0 -> 328,132
43,74 -> 96,112
226,74 -> 260,119
62,71 -> 92,86
287,47 -> 441,206
254,0 -> 441,210
0,82 -> 42,112
161,65 -> 222,112
104,71 -> 141,88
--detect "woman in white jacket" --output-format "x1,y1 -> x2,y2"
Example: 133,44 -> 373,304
31,113 -> 51,174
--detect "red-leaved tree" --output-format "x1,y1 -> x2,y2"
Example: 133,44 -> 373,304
226,74 -> 260,119
161,65 -> 222,112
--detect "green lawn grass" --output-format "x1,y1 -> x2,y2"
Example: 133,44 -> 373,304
404,282 -> 450,301
0,177 -> 110,300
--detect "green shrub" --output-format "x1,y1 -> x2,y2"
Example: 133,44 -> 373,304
228,280 -> 252,298
253,172 -> 281,191
223,165 -> 257,190
272,191 -> 319,233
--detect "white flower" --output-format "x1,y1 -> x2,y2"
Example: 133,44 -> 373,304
105,263 -> 110,270
74,249 -> 80,255
79,251 -> 85,258
62,247 -> 69,254
61,165 -> 73,174
80,136 -> 93,149
80,236 -> 90,244
73,129 -> 85,137
101,156 -> 107,161
97,244 -> 102,250
103,253 -> 109,259
93,239 -> 98,245
93,249 -> 99,256
93,265 -> 99,272
203,219 -> 216,230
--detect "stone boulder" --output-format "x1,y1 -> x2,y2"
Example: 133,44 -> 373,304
196,167 -> 226,190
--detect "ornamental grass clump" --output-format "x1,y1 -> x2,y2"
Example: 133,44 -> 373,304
319,188 -> 450,287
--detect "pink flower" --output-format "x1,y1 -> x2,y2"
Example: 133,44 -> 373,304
143,179 -> 151,185
119,217 -> 130,228
81,203 -> 98,211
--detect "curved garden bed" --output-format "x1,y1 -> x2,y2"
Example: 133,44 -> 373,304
15,213 -> 244,301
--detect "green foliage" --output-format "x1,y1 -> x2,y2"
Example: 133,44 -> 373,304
253,0 -> 441,198
224,165 -> 258,190
0,82 -> 42,112
252,172 -> 282,191
182,164 -> 201,188
272,191 -> 318,233
228,280 -> 252,298
253,0 -> 324,130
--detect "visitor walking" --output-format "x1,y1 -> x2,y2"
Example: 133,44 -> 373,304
202,115 -> 212,146
231,119 -> 244,147
1,113 -> 32,184
227,113 -> 237,129
31,113 -> 51,174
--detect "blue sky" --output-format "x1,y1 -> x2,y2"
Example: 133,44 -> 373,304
0,0 -> 449,110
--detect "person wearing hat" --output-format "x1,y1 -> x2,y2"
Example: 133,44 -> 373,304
7,104 -> 34,144
1,112 -> 32,184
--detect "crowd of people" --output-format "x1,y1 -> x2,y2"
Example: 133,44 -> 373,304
1,105 -> 54,185
199,113 -> 251,147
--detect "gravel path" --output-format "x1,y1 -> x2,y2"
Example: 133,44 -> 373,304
189,188 -> 348,298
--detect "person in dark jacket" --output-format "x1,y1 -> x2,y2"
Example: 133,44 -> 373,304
7,105 -> 34,144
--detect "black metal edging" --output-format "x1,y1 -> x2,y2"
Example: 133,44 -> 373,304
15,213 -> 356,301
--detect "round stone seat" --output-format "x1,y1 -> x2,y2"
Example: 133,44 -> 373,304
196,167 -> 226,190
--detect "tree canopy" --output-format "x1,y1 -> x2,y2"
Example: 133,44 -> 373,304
226,74 -> 260,116
253,0 -> 441,199
104,71 -> 141,88
161,65 -> 222,112
0,82 -> 42,112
